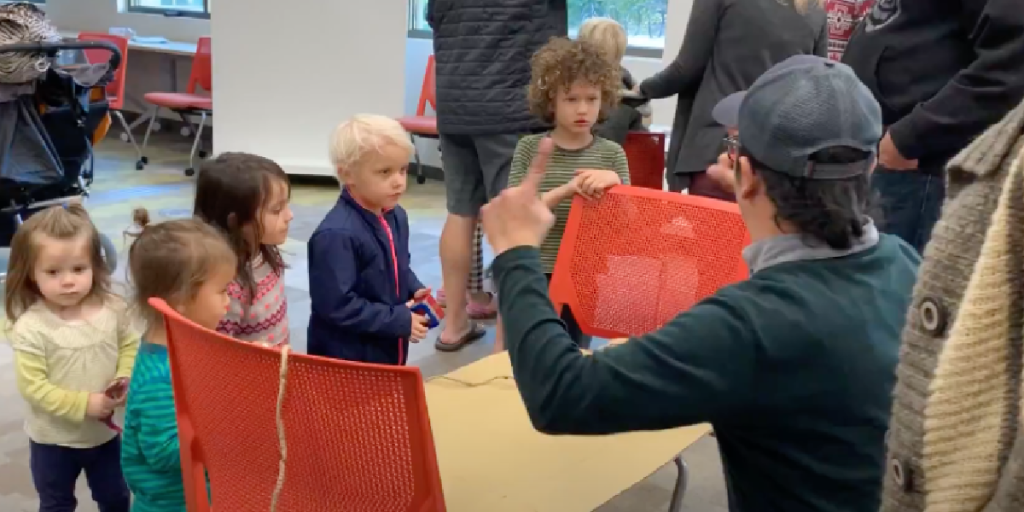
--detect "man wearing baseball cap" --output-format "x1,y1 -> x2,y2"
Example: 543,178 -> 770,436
480,54 -> 921,512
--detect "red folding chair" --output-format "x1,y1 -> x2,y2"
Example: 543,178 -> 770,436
622,131 -> 666,190
138,36 -> 212,177
547,186 -> 749,512
78,32 -> 142,162
151,298 -> 447,512
396,55 -> 437,184
549,186 -> 750,339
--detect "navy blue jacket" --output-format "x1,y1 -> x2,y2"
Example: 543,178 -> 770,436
307,189 -> 424,365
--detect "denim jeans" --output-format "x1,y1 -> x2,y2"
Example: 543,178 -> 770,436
872,167 -> 946,254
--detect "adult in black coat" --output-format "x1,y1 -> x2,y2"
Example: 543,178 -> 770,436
427,0 -> 567,351
639,0 -> 827,196
843,0 -> 1024,253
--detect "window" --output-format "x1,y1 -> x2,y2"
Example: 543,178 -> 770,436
408,0 -> 668,57
127,0 -> 210,18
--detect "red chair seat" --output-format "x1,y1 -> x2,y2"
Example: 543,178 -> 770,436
397,115 -> 438,136
144,92 -> 213,111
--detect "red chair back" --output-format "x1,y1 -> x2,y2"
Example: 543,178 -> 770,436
77,32 -> 129,110
622,131 -> 666,190
151,298 -> 446,512
549,187 -> 750,339
415,55 -> 436,116
187,37 -> 213,94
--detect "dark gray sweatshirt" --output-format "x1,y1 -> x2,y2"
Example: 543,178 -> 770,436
640,0 -> 827,184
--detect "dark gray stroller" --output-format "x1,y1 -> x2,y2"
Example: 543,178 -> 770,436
0,40 -> 123,279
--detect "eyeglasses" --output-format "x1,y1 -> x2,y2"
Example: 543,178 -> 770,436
722,135 -> 740,163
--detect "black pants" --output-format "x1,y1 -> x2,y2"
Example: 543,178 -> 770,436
30,437 -> 130,512
546,273 -> 591,349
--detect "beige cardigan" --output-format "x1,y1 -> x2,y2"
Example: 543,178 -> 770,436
880,102 -> 1024,512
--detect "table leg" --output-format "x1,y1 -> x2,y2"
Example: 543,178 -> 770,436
169,55 -> 179,88
169,57 -> 193,138
668,455 -> 689,512
131,54 -> 181,134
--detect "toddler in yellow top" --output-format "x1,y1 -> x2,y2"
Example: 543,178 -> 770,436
5,204 -> 139,512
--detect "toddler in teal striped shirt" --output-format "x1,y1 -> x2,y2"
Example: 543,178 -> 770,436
121,209 -> 237,512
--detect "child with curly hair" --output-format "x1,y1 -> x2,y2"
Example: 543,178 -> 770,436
493,37 -> 631,352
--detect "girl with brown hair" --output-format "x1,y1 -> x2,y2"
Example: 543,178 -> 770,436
193,152 -> 294,346
5,204 -> 138,512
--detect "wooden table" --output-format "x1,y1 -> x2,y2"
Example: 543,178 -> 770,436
425,351 -> 710,512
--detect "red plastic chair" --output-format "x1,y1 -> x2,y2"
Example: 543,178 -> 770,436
150,298 -> 447,512
622,131 -> 666,190
549,186 -> 750,339
138,36 -> 212,177
396,55 -> 437,184
78,32 -> 142,161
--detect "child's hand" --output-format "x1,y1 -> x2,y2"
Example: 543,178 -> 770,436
105,377 -> 129,407
412,287 -> 431,301
574,169 -> 621,200
86,393 -> 116,419
410,312 -> 430,342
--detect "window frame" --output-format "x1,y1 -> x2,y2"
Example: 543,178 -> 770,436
125,0 -> 210,20
406,1 -> 665,59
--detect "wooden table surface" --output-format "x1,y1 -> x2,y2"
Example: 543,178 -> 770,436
425,351 -> 710,512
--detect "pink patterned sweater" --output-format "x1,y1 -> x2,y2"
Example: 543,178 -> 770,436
217,260 -> 289,346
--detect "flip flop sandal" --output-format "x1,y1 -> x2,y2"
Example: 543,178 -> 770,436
435,322 -> 486,352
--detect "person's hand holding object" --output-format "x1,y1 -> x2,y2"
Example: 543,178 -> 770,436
481,137 -> 557,255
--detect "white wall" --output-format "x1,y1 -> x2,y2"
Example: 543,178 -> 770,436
46,0 -> 209,42
46,0 -> 691,175
210,0 -> 408,175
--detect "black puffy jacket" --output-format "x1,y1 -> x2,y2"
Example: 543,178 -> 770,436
427,0 -> 567,135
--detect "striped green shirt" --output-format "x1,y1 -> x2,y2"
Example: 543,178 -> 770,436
508,134 -> 630,272
121,343 -> 184,512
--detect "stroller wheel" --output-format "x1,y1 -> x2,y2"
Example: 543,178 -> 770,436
185,168 -> 196,177
141,156 -> 149,165
98,233 -> 117,273
416,174 -> 427,184
135,160 -> 145,171
198,150 -> 208,159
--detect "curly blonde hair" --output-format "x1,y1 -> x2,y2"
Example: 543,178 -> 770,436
527,37 -> 621,124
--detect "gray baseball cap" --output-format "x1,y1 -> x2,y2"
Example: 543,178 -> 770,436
711,54 -> 882,179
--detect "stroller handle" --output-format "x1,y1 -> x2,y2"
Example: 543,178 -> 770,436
0,41 -> 122,73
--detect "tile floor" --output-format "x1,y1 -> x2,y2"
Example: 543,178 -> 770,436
0,133 -> 729,512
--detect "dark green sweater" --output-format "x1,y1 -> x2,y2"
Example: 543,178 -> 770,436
493,236 -> 919,512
